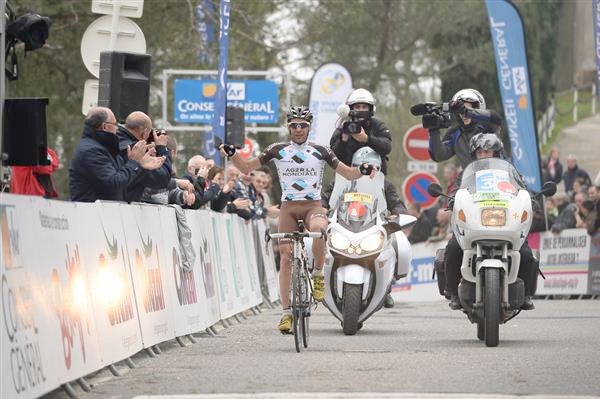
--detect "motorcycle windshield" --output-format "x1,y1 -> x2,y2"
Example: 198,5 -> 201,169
329,172 -> 387,233
460,158 -> 525,201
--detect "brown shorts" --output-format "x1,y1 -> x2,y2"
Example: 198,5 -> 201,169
278,200 -> 327,240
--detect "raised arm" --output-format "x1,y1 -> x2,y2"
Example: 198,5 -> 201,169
219,144 -> 261,174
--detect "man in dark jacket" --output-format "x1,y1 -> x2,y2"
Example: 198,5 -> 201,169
69,107 -> 166,202
330,88 -> 392,174
562,155 -> 592,194
117,111 -> 172,202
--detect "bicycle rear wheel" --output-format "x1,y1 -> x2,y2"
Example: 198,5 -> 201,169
292,258 -> 303,353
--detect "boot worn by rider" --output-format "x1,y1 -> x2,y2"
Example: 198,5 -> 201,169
521,295 -> 535,310
278,312 -> 293,334
448,293 -> 462,310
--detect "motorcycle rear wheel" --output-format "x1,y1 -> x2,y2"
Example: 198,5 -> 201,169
484,268 -> 501,347
342,283 -> 362,335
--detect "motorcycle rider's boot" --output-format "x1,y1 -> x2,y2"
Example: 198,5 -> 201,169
312,274 -> 325,302
278,314 -> 293,334
449,294 -> 462,310
521,295 -> 535,310
384,293 -> 394,308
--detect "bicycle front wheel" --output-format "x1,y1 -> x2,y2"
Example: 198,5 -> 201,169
292,258 -> 303,353
302,275 -> 310,348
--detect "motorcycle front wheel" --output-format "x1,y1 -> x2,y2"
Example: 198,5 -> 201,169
342,283 -> 362,335
484,268 -> 501,347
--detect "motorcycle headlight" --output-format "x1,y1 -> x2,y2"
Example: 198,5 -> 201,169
330,231 -> 350,250
359,232 -> 384,252
481,208 -> 506,226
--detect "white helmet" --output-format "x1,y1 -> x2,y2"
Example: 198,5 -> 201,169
346,88 -> 376,114
452,88 -> 486,110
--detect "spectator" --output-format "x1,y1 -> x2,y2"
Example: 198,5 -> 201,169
542,146 -> 562,184
576,198 -> 598,235
11,147 -> 59,198
570,178 -> 587,202
551,192 -> 581,234
141,136 -> 195,206
427,208 -> 452,243
117,111 -> 173,202
405,202 -> 433,244
183,155 -> 206,184
563,154 -> 591,194
69,107 -> 165,202
207,166 -> 235,212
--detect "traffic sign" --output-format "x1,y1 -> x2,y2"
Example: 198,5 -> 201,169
402,172 -> 440,209
407,161 -> 438,173
403,124 -> 431,161
92,0 -> 144,18
239,138 -> 253,159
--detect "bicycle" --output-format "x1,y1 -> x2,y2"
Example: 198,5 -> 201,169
268,221 -> 323,352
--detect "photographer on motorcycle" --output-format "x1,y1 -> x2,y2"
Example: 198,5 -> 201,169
444,133 -> 539,310
428,89 -> 503,168
330,88 -> 392,174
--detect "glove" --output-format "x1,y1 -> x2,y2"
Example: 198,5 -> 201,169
449,99 -> 466,115
223,144 -> 236,157
359,163 -> 374,176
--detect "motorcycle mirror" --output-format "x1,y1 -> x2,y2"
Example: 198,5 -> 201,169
540,181 -> 557,197
427,183 -> 444,197
397,214 -> 417,228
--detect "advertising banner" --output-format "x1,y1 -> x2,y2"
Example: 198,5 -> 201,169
485,0 -> 542,191
186,210 -> 221,326
157,206 -> 209,336
253,221 -> 280,303
120,204 -> 176,348
78,201 -> 142,366
174,79 -> 279,124
588,231 -> 600,295
206,0 -> 231,162
308,63 -> 353,146
537,228 -> 590,295
392,240 -> 446,302
237,220 -> 263,307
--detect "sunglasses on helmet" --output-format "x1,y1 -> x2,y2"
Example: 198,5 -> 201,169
288,122 -> 310,129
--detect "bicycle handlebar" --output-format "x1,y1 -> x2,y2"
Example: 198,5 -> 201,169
269,231 -> 323,240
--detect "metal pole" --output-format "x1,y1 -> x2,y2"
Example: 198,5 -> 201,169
593,83 -> 596,114
109,0 -> 121,51
161,70 -> 168,129
1,0 -> 7,187
573,86 -> 578,123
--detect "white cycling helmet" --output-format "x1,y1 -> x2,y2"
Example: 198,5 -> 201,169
452,88 -> 486,110
346,88 -> 376,114
351,147 -> 382,169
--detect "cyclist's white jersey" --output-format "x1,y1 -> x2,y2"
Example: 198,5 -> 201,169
258,141 -> 340,202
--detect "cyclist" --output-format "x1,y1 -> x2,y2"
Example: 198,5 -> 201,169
220,106 -> 377,334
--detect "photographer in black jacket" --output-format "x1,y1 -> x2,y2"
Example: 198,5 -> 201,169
330,88 -> 392,174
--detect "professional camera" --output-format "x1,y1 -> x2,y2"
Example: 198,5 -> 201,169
342,110 -> 371,134
410,102 -> 452,129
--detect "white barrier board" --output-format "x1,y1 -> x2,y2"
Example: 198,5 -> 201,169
78,201 -> 143,365
255,221 -> 279,303
120,203 -> 176,347
537,228 -> 590,295
393,240 -> 446,302
209,213 -> 237,318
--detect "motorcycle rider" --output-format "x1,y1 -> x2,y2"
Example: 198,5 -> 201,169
220,106 -> 377,334
445,133 -> 539,310
330,88 -> 392,174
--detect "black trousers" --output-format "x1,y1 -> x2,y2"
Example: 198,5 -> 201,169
444,234 -> 538,296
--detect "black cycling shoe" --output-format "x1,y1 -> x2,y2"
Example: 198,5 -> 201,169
383,293 -> 394,308
449,294 -> 462,310
521,296 -> 535,310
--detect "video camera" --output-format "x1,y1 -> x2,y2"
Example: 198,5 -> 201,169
342,110 -> 371,134
410,102 -> 452,130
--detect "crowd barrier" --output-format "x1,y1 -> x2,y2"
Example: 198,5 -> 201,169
0,193 -> 279,399
392,228 -> 600,300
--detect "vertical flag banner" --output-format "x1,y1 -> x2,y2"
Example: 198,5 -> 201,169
308,63 -> 353,146
195,0 -> 217,66
485,0 -> 542,191
593,0 -> 600,96
206,0 -> 230,164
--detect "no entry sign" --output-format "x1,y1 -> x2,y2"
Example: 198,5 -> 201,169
403,124 -> 431,161
402,172 -> 440,209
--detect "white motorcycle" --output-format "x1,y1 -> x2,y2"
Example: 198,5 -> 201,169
428,158 -> 555,347
322,172 -> 415,335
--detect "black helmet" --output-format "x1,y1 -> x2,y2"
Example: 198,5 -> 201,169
286,106 -> 313,123
469,133 -> 503,156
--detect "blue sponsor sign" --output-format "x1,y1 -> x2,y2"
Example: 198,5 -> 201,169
485,0 -> 542,191
174,79 -> 279,124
